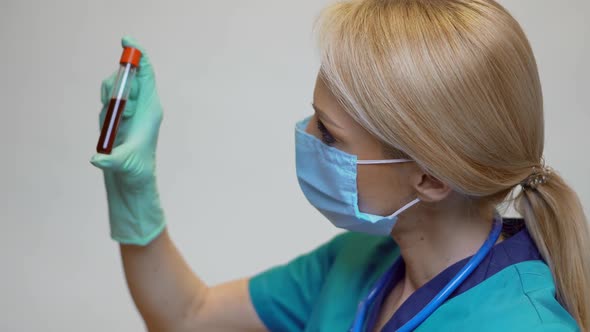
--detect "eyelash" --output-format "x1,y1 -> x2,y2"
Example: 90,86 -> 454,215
317,118 -> 336,145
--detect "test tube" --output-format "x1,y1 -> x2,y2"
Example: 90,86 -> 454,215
96,47 -> 142,154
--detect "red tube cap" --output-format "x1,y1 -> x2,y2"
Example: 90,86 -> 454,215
120,47 -> 142,67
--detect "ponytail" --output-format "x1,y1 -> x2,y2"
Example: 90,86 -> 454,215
516,169 -> 590,331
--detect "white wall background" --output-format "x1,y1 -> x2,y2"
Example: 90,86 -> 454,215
0,0 -> 588,331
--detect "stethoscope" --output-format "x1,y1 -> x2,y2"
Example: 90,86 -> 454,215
350,214 -> 503,332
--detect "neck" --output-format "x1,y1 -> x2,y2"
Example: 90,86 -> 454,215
390,198 -> 497,292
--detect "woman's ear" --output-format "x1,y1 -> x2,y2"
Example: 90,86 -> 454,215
412,173 -> 453,203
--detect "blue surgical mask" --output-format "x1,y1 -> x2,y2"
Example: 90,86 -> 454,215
295,117 -> 420,236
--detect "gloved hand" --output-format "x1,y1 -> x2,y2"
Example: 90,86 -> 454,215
90,36 -> 166,246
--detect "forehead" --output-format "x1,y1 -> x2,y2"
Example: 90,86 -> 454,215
312,75 -> 348,123
312,75 -> 363,131
312,74 -> 385,151
313,75 -> 338,109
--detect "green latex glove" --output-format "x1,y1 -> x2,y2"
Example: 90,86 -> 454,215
90,36 -> 165,246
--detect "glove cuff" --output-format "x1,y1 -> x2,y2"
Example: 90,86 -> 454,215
106,178 -> 166,246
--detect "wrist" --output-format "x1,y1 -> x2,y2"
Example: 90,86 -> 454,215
106,176 -> 166,246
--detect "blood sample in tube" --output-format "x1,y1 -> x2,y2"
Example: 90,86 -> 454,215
96,47 -> 142,154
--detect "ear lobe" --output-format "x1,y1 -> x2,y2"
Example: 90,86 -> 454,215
415,174 -> 453,203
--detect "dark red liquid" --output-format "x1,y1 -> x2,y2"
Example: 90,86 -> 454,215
96,98 -> 127,154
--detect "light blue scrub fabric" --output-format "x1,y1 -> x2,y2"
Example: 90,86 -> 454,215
249,221 -> 579,331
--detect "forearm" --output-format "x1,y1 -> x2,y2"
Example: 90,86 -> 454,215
95,38 -> 265,332
120,228 -> 208,331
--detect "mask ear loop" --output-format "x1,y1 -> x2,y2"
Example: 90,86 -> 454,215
388,198 -> 421,219
357,159 -> 413,165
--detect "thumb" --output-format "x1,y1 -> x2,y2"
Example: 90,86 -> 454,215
90,145 -> 129,171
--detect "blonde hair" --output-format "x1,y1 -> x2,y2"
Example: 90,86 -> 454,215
315,0 -> 590,329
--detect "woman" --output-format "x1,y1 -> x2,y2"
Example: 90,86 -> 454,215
91,0 -> 589,331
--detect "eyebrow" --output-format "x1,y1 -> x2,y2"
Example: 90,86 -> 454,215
311,103 -> 344,129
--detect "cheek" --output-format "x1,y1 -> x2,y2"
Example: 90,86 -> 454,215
356,165 -> 413,216
305,116 -> 318,136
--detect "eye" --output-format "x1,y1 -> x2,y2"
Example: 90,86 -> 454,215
317,118 -> 336,146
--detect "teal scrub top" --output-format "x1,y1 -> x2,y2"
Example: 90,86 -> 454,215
248,220 -> 579,331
